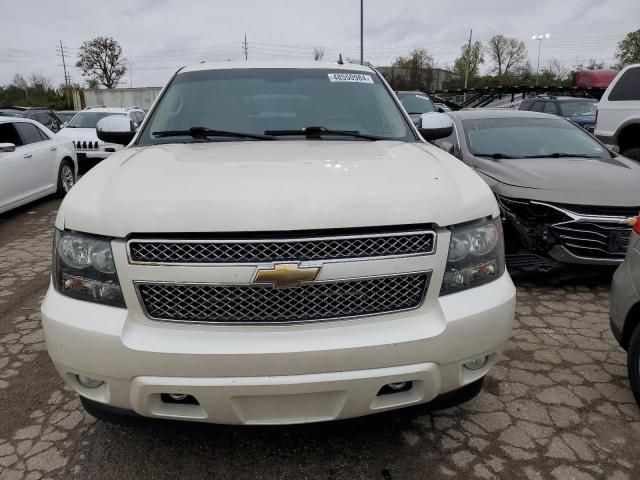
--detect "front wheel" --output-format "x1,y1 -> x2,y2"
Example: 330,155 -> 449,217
56,159 -> 75,197
627,325 -> 640,408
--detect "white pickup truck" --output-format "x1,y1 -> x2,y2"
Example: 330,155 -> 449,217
41,61 -> 516,425
595,64 -> 640,160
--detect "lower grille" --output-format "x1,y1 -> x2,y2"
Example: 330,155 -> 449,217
137,272 -> 430,324
551,221 -> 631,260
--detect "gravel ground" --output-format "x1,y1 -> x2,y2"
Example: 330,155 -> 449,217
0,196 -> 639,480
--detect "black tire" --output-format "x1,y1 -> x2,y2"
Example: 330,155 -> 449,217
80,396 -> 140,425
56,159 -> 75,197
627,325 -> 640,408
621,147 -> 640,161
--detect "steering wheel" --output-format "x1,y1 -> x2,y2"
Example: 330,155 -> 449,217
317,114 -> 364,131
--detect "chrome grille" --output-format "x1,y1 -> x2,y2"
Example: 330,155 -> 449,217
128,230 -> 435,264
137,273 -> 430,324
551,222 -> 631,259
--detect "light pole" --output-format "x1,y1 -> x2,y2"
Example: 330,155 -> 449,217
532,33 -> 550,86
360,0 -> 364,65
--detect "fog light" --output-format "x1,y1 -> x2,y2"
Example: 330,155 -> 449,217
464,356 -> 488,371
168,394 -> 188,401
76,375 -> 104,388
387,382 -> 408,391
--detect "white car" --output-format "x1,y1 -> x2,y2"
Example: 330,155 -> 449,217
41,61 -> 516,425
56,106 -> 145,163
595,63 -> 640,160
0,117 -> 77,214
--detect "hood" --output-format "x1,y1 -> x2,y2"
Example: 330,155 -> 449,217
567,115 -> 595,126
58,141 -> 498,237
56,127 -> 98,141
475,155 -> 640,205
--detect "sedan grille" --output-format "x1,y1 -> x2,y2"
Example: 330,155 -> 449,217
128,230 -> 436,264
551,221 -> 631,259
137,273 -> 430,324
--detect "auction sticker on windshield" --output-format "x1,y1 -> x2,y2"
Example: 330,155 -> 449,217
328,73 -> 374,84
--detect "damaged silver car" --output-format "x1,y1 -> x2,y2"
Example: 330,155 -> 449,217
433,110 -> 640,272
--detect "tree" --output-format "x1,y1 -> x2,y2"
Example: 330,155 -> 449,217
13,74 -> 28,100
29,73 -> 52,94
392,48 -> 434,89
547,58 -> 570,80
614,29 -> 640,68
76,36 -> 127,89
345,57 -> 374,68
313,47 -> 325,61
453,41 -> 484,79
575,58 -> 605,71
486,35 -> 528,75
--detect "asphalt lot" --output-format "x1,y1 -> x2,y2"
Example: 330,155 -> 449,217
1,196 -> 640,480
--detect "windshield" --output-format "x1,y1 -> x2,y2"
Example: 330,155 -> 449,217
559,101 -> 597,117
0,110 -> 22,118
56,111 -> 77,123
398,94 -> 436,114
462,117 -> 610,159
67,112 -> 125,128
138,68 -> 415,145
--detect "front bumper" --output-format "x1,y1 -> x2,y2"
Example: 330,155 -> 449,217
42,274 -> 515,425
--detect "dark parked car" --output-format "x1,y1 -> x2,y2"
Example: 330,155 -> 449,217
519,96 -> 597,133
55,110 -> 78,125
0,107 -> 62,132
433,109 -> 639,272
396,91 -> 437,126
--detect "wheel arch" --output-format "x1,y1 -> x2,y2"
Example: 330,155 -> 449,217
616,122 -> 640,152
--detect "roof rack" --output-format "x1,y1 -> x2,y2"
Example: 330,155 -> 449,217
83,105 -> 107,110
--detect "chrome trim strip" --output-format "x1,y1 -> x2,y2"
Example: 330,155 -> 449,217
133,270 -> 431,326
530,201 -> 636,224
548,245 -> 623,266
126,230 -> 437,266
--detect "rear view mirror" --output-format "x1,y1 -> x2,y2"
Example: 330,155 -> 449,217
418,112 -> 454,141
0,143 -> 16,153
96,115 -> 136,145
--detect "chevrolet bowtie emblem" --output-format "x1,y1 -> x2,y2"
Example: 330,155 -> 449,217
253,263 -> 321,288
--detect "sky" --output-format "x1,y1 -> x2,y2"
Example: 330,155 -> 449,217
0,0 -> 638,88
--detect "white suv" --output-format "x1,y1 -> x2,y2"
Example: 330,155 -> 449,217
56,106 -> 145,163
41,61 -> 516,425
595,64 -> 640,160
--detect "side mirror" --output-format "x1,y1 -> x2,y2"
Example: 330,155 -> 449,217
96,115 -> 136,145
606,144 -> 620,154
0,143 -> 16,153
439,141 -> 455,154
418,112 -> 454,141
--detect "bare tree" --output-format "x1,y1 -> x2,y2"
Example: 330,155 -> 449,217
13,74 -> 28,99
574,58 -> 605,71
547,58 -> 569,80
29,73 -> 52,93
487,35 -> 528,75
76,36 -> 127,89
313,47 -> 325,61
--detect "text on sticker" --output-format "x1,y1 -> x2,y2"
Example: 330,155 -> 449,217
328,73 -> 374,84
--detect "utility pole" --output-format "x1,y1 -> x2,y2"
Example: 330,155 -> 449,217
463,29 -> 473,102
242,33 -> 248,60
57,40 -> 71,108
360,0 -> 364,65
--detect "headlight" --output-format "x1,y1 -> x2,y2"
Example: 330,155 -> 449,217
53,230 -> 125,307
440,217 -> 505,296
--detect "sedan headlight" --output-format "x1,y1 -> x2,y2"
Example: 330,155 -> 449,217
440,217 -> 505,295
52,230 -> 125,307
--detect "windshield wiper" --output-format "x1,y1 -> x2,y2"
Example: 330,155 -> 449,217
265,126 -> 383,141
152,127 -> 274,141
474,153 -> 521,159
522,153 -> 602,159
